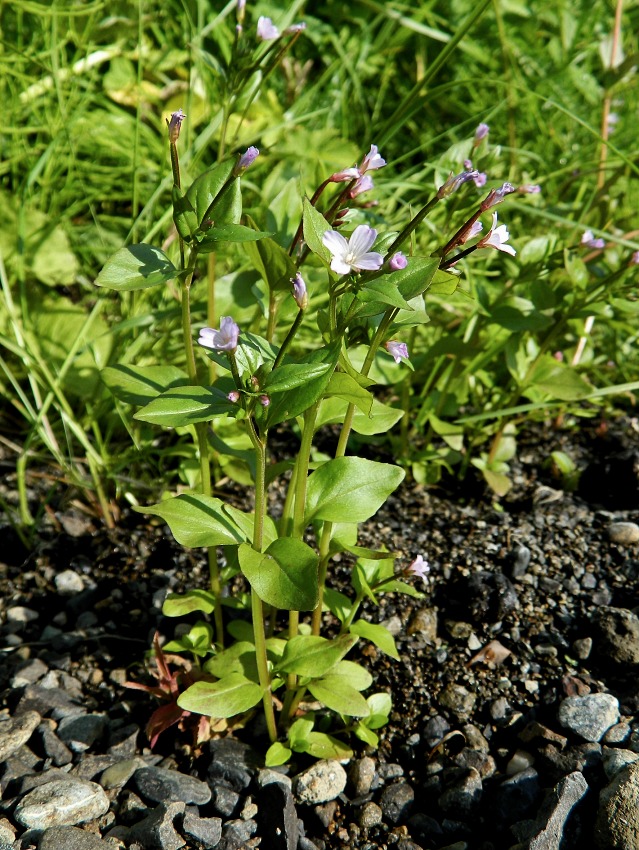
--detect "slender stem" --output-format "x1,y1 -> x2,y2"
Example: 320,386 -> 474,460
207,254 -> 217,384
386,195 -> 440,256
289,179 -> 331,256
273,309 -> 304,369
252,436 -> 277,742
266,292 -> 278,342
597,0 -> 624,191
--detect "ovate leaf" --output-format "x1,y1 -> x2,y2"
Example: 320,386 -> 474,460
177,673 -> 264,717
95,244 -> 178,291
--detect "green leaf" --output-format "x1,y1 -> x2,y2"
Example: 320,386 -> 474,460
162,589 -> 217,617
186,160 -> 236,225
276,634 -> 358,677
134,385 -> 233,426
238,539 -> 319,611
95,244 -> 178,291
223,505 -> 279,547
288,714 -> 315,747
302,197 -> 331,263
352,398 -> 404,436
172,185 -> 199,240
296,731 -> 353,760
527,357 -> 592,401
305,457 -> 405,524
325,372 -> 374,416
349,619 -> 399,660
354,722 -> 379,747
265,742 -> 292,767
263,361 -> 335,394
177,673 -> 264,718
204,642 -> 258,681
330,660 -> 374,691
137,494 -> 246,548
308,677 -> 371,717
396,257 -> 440,299
163,620 -> 213,657
323,588 -> 353,623
357,278 -> 414,311
244,226 -> 297,293
197,224 -> 273,250
101,365 -> 188,406
266,342 -> 341,428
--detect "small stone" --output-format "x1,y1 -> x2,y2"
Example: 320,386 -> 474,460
14,778 -> 110,829
519,721 -> 568,750
117,790 -> 148,826
525,771 -> 588,849
493,768 -> 540,826
603,722 -> 631,745
380,615 -> 402,636
257,780 -> 297,850
0,711 -> 41,761
572,637 -> 593,660
489,696 -> 514,726
379,782 -> 414,824
256,769 -> 292,790
209,784 -> 242,817
506,750 -> 535,775
133,766 -> 212,806
293,761 -> 347,805
424,716 -> 450,748
358,802 -> 383,828
54,570 -> 85,595
439,684 -> 476,722
608,521 -> 639,545
71,755 -> 117,782
128,801 -> 186,850
595,762 -> 639,849
101,758 -> 143,789
0,819 -> 15,845
453,748 -> 496,779
206,737 -> 260,792
58,714 -> 108,753
510,544 -> 531,578
348,757 -> 376,797
181,812 -> 223,849
38,720 -> 73,766
558,693 -> 620,742
11,658 -> 49,688
438,768 -> 482,816
602,747 -> 639,780
38,825 -> 108,850
407,607 -> 438,641
593,607 -> 639,665
6,606 -> 39,626
220,817 -> 257,847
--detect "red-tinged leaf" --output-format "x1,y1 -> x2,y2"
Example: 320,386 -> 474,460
146,702 -> 191,749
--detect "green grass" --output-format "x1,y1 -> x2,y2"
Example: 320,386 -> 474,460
1,0 -> 638,520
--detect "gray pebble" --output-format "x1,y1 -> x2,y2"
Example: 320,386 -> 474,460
595,762 -> 639,848
608,522 -> 639,545
133,766 -> 211,806
572,637 -> 593,660
0,821 -> 15,845
14,778 -> 110,829
379,782 -> 414,823
359,801 -> 383,828
54,570 -> 85,595
206,737 -> 260,792
593,607 -> 639,665
602,747 -> 639,780
603,721 -> 631,745
493,768 -> 540,825
6,606 -> 39,626
38,825 -> 108,850
525,771 -> 588,849
101,758 -> 143,789
182,811 -> 222,849
128,801 -> 186,850
256,768 -> 292,790
380,615 -> 402,636
438,768 -> 482,816
439,684 -> 476,721
558,693 -> 620,742
0,711 -> 41,761
293,760 -> 347,805
209,784 -> 242,817
256,780 -> 297,850
510,544 -> 531,578
58,714 -> 108,753
11,658 -> 49,688
407,607 -> 438,641
38,719 -> 73,766
348,757 -> 376,797
220,817 -> 257,846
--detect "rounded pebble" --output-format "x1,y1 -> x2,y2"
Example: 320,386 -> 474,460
14,778 -> 110,828
293,760 -> 347,805
133,765 -> 212,805
359,802 -> 383,828
608,522 -> 639,545
558,693 -> 620,742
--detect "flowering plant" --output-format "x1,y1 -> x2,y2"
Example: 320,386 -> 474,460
95,13 -> 524,760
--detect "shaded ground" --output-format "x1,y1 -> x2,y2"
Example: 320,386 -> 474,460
1,413 -> 639,849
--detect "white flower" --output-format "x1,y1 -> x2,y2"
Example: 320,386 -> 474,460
406,555 -> 429,583
198,317 -> 240,352
322,225 -> 384,275
477,212 -> 516,256
257,16 -> 280,40
360,144 -> 386,173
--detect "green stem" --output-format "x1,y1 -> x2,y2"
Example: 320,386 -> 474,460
273,309 -> 304,370
252,436 -> 277,743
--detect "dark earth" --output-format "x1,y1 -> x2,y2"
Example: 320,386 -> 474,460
2,413 -> 639,850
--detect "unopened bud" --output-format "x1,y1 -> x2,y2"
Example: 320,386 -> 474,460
291,272 -> 308,310
167,109 -> 186,144
227,391 -> 240,403
389,252 -> 407,271
259,395 -> 271,407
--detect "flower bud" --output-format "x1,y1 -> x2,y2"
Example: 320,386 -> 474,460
167,109 -> 186,144
291,272 -> 308,310
389,252 -> 407,271
234,146 -> 259,175
227,391 -> 240,403
259,395 -> 271,407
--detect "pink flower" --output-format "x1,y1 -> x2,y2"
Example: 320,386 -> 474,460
477,212 -> 516,256
581,230 -> 606,250
459,220 -> 484,245
407,555 -> 429,582
389,252 -> 408,271
360,144 -> 386,174
330,167 -> 361,183
518,184 -> 541,194
474,122 -> 490,144
349,174 -> 374,198
385,340 -> 409,364
198,317 -> 240,352
167,109 -> 186,144
322,225 -> 384,275
480,182 -> 516,211
257,16 -> 279,40
474,172 -> 487,188
437,170 -> 480,199
235,146 -> 259,174
227,391 -> 240,403
259,395 -> 271,407
291,272 -> 308,309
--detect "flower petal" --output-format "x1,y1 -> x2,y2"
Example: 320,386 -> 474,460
353,252 -> 384,271
322,230 -> 349,255
348,224 -> 377,256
